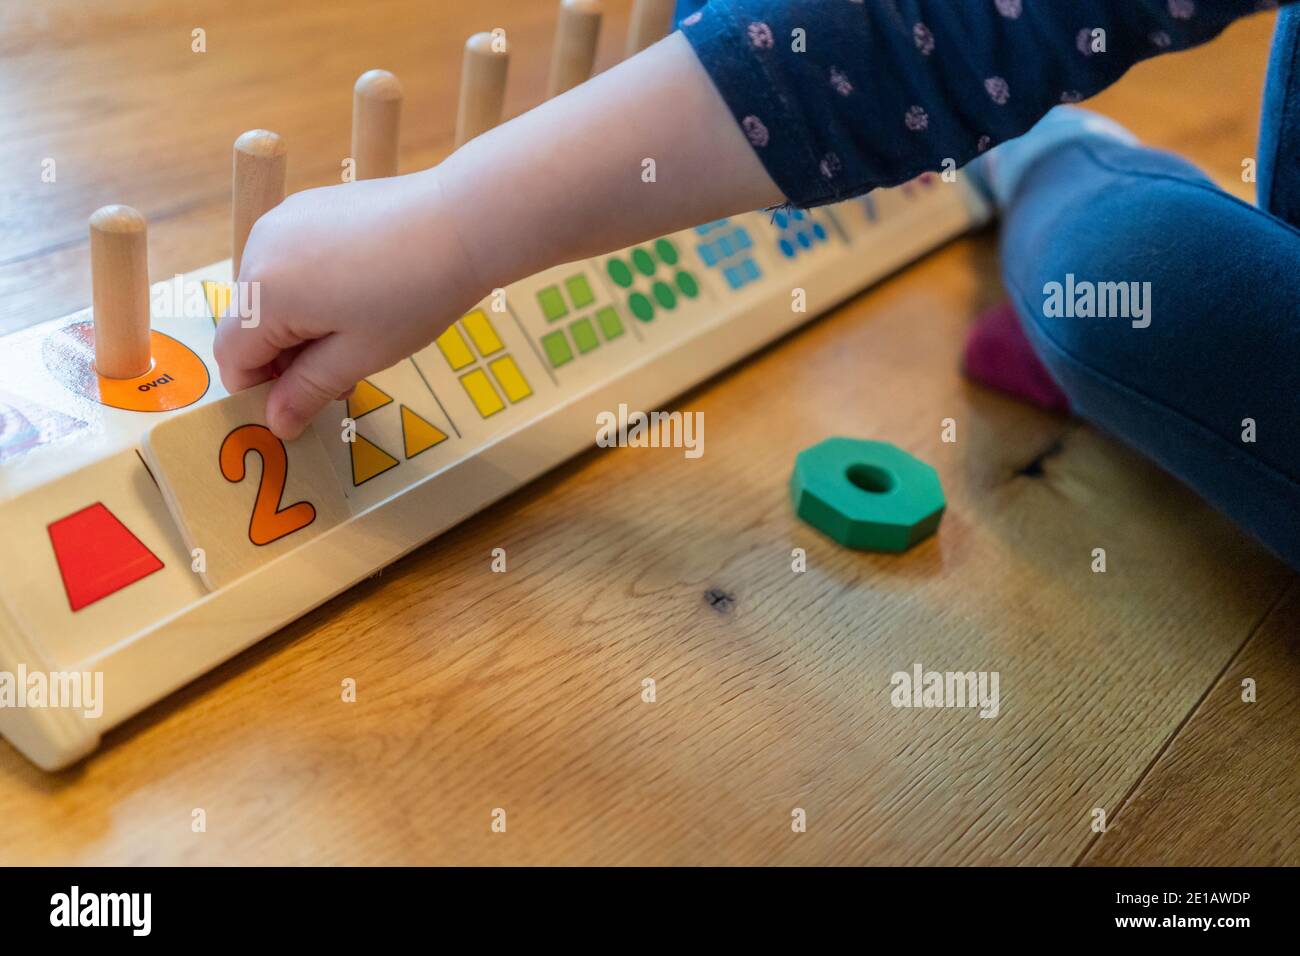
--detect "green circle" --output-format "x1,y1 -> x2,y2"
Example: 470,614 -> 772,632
675,271 -> 700,299
652,281 -> 677,310
631,248 -> 656,277
607,258 -> 633,288
654,238 -> 679,266
629,293 -> 655,322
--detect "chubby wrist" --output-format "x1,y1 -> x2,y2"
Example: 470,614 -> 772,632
405,160 -> 492,312
427,125 -> 586,302
424,139 -> 526,305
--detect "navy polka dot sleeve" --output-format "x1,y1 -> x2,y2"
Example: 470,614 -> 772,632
677,0 -> 1288,206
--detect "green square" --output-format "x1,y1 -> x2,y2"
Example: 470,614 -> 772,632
565,274 -> 595,309
595,306 -> 624,341
541,330 -> 573,367
570,318 -> 599,354
538,286 -> 568,322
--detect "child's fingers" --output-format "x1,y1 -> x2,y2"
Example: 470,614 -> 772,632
212,311 -> 299,394
264,334 -> 361,440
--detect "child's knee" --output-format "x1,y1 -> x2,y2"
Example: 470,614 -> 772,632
1005,174 -> 1282,367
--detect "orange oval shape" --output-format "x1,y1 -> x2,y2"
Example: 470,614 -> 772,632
45,320 -> 209,412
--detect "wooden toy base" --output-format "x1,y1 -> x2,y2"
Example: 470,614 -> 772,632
0,179 -> 989,769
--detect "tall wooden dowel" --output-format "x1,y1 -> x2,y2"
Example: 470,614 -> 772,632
352,69 -> 403,180
232,129 -> 287,277
548,0 -> 602,99
90,205 -> 152,379
455,32 -> 510,148
626,0 -> 674,57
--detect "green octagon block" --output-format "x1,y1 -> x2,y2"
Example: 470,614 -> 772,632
789,437 -> 945,553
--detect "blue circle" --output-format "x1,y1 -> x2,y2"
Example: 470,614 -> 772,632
797,231 -> 812,249
813,223 -> 827,241
773,211 -> 789,229
779,238 -> 796,258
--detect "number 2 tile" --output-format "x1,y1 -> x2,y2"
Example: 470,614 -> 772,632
140,381 -> 350,590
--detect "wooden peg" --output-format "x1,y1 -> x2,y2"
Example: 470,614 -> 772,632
232,129 -> 287,277
548,0 -> 603,99
89,204 -> 152,380
626,0 -> 674,57
352,69 -> 403,180
455,32 -> 510,148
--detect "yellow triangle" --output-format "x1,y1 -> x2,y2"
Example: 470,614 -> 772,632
350,433 -> 400,486
202,281 -> 232,327
401,405 -> 447,459
347,379 -> 393,419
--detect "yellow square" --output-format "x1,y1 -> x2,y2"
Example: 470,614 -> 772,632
488,356 -> 532,403
437,326 -> 475,371
460,368 -> 505,417
462,309 -> 504,357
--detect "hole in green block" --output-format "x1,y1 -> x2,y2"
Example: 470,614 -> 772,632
846,463 -> 896,495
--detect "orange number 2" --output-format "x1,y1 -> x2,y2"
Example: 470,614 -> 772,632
219,424 -> 318,546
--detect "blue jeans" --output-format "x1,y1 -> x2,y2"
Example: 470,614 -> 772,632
999,130 -> 1300,570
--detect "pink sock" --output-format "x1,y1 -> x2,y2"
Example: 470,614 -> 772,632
963,302 -> 1071,413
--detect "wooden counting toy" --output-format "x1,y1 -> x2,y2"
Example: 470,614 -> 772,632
0,2 -> 991,771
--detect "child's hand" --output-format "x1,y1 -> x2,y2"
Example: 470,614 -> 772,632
212,33 -> 778,441
213,170 -> 483,439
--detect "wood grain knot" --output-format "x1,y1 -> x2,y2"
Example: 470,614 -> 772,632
704,588 -> 736,613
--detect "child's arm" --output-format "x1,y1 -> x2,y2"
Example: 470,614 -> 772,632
218,0 -> 1289,439
674,0 -> 1292,206
215,33 -> 779,439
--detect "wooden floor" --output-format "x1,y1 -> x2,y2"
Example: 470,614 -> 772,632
0,0 -> 1295,865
